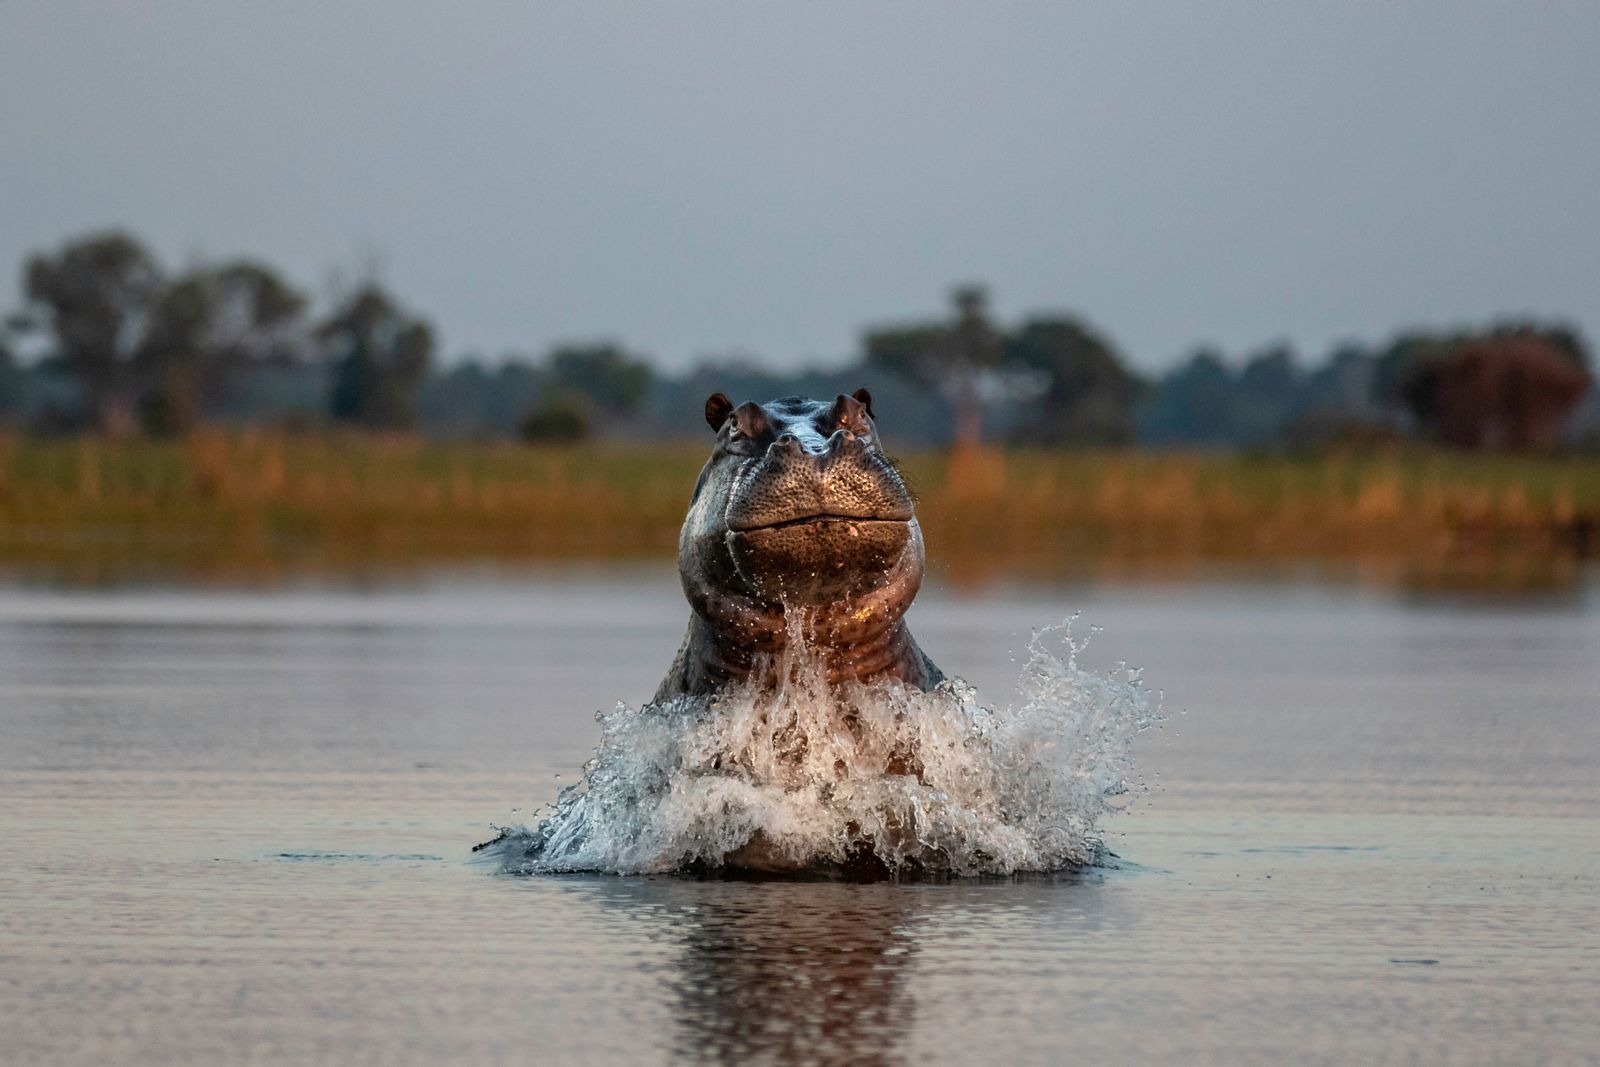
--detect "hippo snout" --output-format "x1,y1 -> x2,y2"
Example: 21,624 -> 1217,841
724,433 -> 914,533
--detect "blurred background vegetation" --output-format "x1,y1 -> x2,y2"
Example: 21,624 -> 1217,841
3,229 -> 1597,585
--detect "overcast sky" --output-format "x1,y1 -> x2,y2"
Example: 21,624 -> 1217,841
3,2 -> 1596,372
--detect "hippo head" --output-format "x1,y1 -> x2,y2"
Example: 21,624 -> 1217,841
661,388 -> 942,697
681,389 -> 922,608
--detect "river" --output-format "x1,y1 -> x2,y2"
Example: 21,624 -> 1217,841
1,566 -> 1596,1065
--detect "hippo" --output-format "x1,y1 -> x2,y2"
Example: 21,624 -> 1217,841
655,389 -> 944,700
476,389 -> 948,873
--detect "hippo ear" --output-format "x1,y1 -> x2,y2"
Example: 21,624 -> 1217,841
852,387 -> 875,419
704,392 -> 734,432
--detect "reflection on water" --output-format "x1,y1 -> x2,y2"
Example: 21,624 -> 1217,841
650,882 -> 913,1066
567,872 -> 1123,1067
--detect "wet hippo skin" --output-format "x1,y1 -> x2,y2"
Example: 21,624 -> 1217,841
655,389 -> 944,701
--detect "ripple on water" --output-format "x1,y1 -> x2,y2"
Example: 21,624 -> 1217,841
276,851 -> 446,863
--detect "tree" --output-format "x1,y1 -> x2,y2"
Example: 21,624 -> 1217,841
136,262 -> 307,435
865,285 -> 1003,449
418,357 -> 548,437
0,323 -> 25,422
519,388 -> 592,443
1232,344 -> 1305,446
1400,333 -> 1591,450
547,343 -> 654,414
1373,330 -> 1467,424
319,285 -> 434,430
1135,349 -> 1237,446
1299,344 -> 1379,420
1487,319 -> 1589,371
1005,316 -> 1145,445
1377,322 -> 1593,448
24,232 -> 163,432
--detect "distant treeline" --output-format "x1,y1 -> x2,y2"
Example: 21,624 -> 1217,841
3,230 -> 1595,451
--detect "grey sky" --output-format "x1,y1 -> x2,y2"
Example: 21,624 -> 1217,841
3,2 -> 1597,372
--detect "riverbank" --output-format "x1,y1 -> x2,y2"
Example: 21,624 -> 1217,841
2,432 -> 1597,586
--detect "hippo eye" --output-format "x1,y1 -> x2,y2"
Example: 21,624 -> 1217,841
834,413 -> 870,440
724,424 -> 760,453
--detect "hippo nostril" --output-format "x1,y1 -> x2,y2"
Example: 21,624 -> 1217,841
772,430 -> 837,458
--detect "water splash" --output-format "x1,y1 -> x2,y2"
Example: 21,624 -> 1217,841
481,617 -> 1160,876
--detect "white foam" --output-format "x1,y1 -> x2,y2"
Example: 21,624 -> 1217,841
483,617 -> 1160,876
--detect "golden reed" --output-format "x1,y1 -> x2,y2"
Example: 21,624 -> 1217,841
1,431 -> 1596,586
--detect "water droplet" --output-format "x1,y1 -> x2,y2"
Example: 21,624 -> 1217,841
499,615 -> 1160,876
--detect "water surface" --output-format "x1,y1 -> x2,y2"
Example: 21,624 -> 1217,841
2,568 -> 1596,1064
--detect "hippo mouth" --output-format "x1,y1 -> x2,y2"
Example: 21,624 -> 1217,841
728,514 -> 910,534
725,515 -> 915,601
